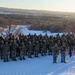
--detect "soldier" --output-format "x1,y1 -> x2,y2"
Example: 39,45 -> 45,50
41,42 -> 47,56
61,42 -> 66,63
9,40 -> 13,59
53,43 -> 58,63
0,41 -> 2,59
28,42 -> 32,58
48,43 -> 53,55
69,36 -> 74,57
57,40 -> 61,54
11,40 -> 17,61
34,41 -> 39,57
0,40 -> 4,59
19,42 -> 25,60
16,39 -> 20,57
61,35 -> 67,44
3,41 -> 9,62
69,44 -> 73,57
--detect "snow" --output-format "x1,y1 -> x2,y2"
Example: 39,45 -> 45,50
0,25 -> 75,75
1,25 -> 63,37
0,54 -> 75,75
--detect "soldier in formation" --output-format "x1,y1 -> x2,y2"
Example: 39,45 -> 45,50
0,33 -> 74,63
53,43 -> 58,63
61,42 -> 66,63
19,42 -> 25,60
3,41 -> 9,62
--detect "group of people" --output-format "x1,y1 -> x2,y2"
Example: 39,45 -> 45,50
0,33 -> 75,63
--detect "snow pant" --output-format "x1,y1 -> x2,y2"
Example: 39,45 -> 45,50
53,54 -> 57,63
48,49 -> 52,55
69,50 -> 72,57
61,52 -> 66,62
12,50 -> 16,60
34,51 -> 38,57
0,50 -> 3,59
4,53 -> 8,62
41,49 -> 46,56
20,50 -> 25,60
28,51 -> 32,58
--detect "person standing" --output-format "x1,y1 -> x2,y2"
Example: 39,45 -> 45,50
19,42 -> 25,60
53,43 -> 58,63
61,42 -> 66,63
3,41 -> 9,62
28,42 -> 32,58
11,40 -> 17,61
34,41 -> 39,57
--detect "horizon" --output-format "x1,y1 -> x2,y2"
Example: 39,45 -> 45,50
0,0 -> 75,12
1,6 -> 75,13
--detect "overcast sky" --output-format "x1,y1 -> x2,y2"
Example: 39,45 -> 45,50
0,0 -> 75,12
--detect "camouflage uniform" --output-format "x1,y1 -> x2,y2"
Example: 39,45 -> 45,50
53,44 -> 58,63
19,42 -> 25,60
41,43 -> 47,56
11,40 -> 17,60
0,41 -> 4,59
48,43 -> 53,55
3,42 -> 9,62
69,36 -> 74,57
61,43 -> 66,63
28,42 -> 32,58
34,42 -> 39,57
16,39 -> 20,57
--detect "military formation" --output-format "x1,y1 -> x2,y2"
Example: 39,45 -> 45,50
0,33 -> 75,63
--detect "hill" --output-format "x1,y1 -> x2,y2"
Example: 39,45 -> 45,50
0,7 -> 75,17
0,7 -> 75,33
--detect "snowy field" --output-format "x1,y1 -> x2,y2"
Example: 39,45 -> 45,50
0,54 -> 75,75
0,25 -> 63,37
0,25 -> 75,75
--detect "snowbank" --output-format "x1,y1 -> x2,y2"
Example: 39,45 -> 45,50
1,25 -> 63,37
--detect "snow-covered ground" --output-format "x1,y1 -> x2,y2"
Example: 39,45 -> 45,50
0,25 -> 63,37
0,25 -> 75,75
0,54 -> 75,75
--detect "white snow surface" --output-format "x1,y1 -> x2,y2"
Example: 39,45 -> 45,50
0,25 -> 75,75
0,54 -> 75,75
1,25 -> 63,37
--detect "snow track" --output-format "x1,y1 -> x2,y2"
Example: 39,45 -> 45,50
58,60 -> 75,75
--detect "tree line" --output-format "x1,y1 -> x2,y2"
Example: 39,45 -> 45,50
0,14 -> 75,33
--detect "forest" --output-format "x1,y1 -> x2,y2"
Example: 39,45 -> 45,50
0,13 -> 75,33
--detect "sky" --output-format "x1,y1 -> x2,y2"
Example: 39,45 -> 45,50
0,0 -> 75,12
